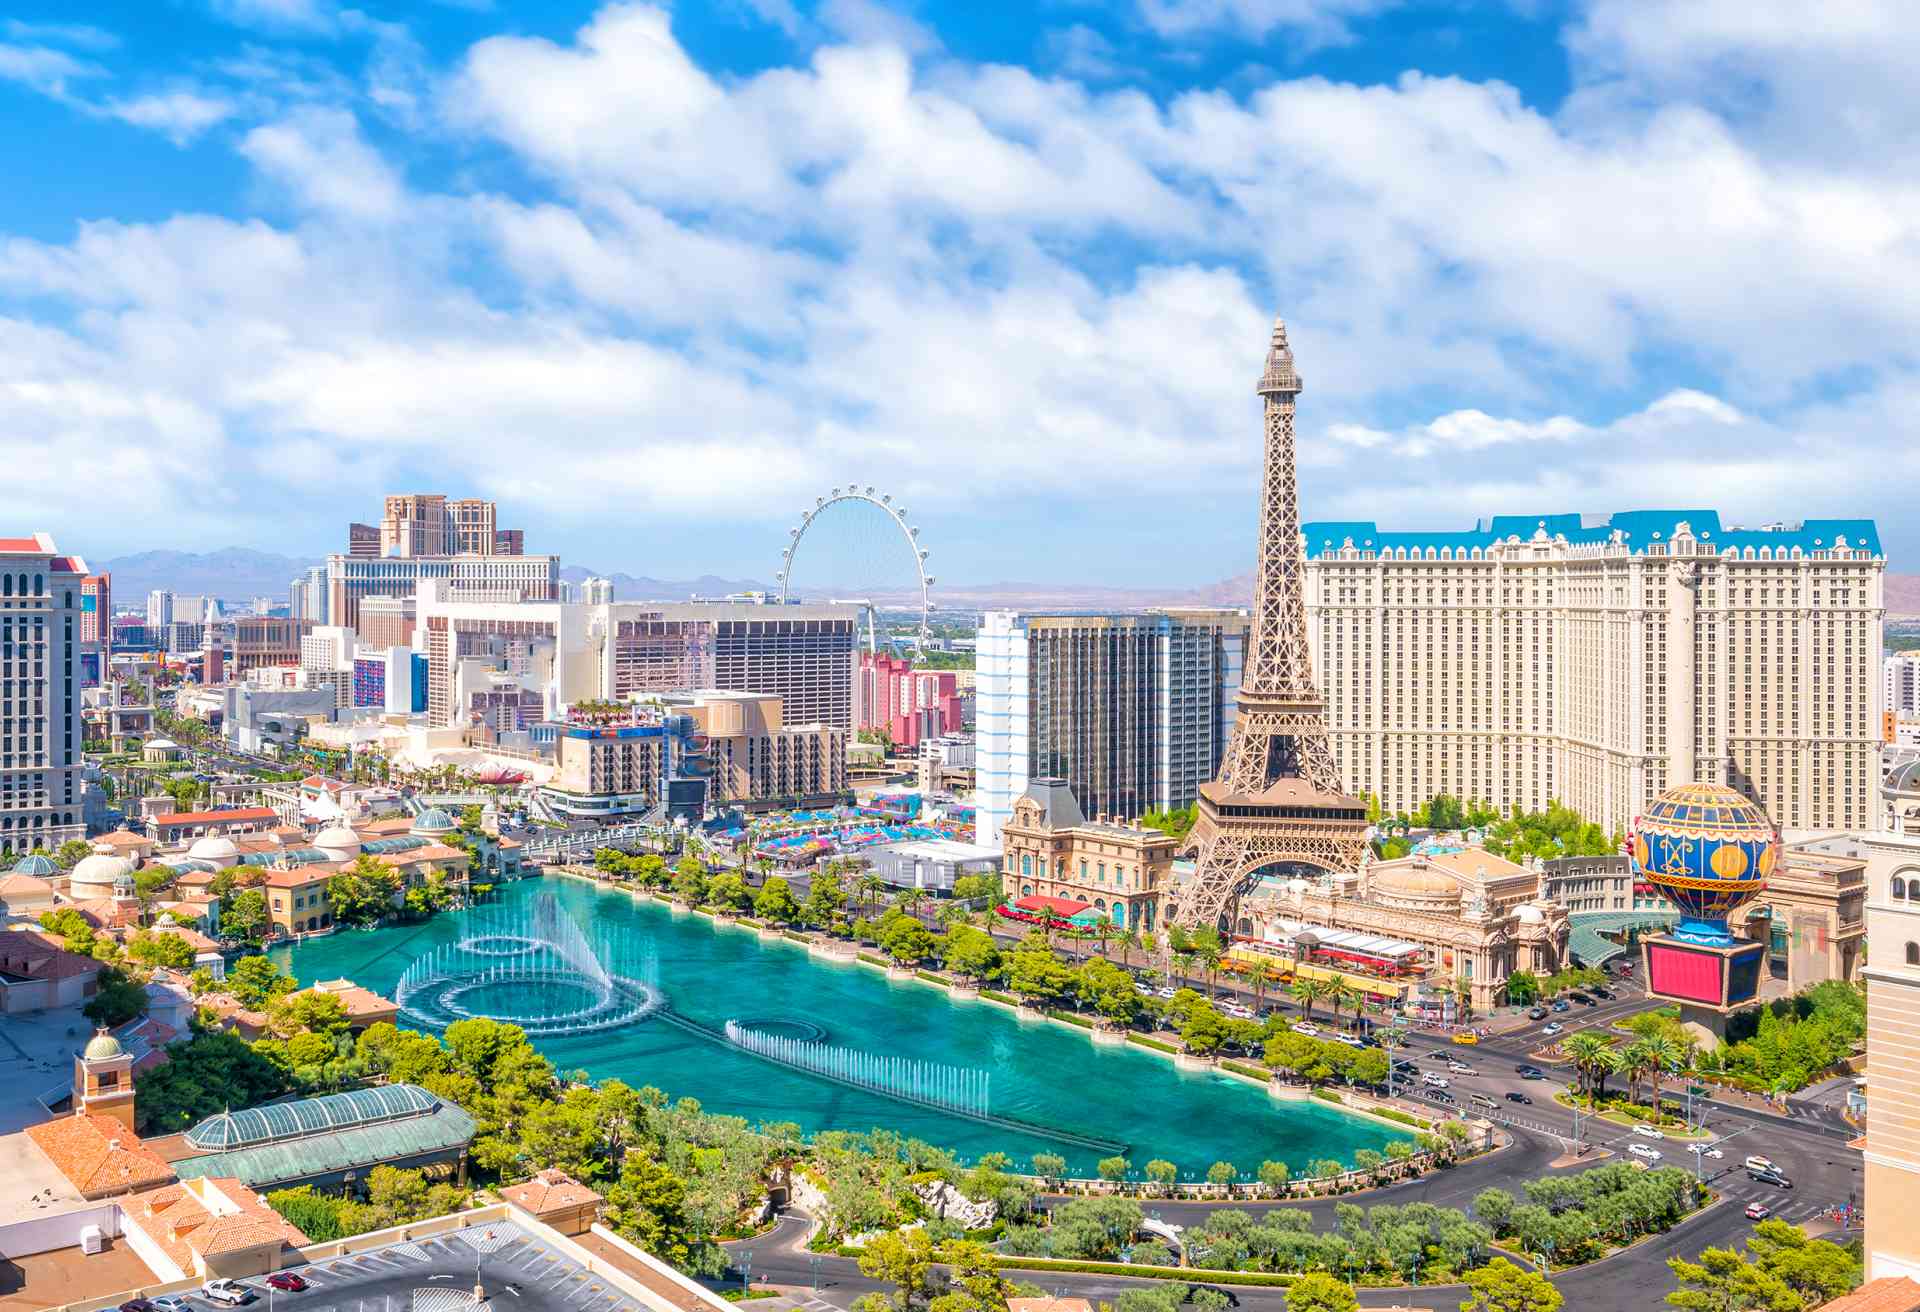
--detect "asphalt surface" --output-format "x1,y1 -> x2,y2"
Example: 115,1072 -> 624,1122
159,1225 -> 648,1312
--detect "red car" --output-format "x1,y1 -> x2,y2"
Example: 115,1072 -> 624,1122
263,1274 -> 308,1293
1745,1203 -> 1771,1221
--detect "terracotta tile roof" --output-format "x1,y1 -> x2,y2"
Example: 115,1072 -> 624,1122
500,1168 -> 603,1214
0,930 -> 102,982
0,871 -> 54,897
265,864 -> 338,888
1009,1299 -> 1095,1312
376,843 -> 468,865
270,825 -> 308,841
120,1176 -> 309,1272
309,978 -> 397,1019
26,1114 -> 176,1197
1816,1278 -> 1920,1312
66,898 -> 142,930
93,831 -> 153,851
355,818 -> 415,836
154,807 -> 278,828
173,870 -> 217,890
0,536 -> 45,552
152,925 -> 221,952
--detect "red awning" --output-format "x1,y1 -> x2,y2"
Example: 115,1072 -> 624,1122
1013,894 -> 1093,917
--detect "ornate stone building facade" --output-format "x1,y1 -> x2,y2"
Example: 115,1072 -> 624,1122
1000,779 -> 1178,934
1238,847 -> 1569,1013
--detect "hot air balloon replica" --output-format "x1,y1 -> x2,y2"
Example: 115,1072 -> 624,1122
1630,781 -> 1776,1040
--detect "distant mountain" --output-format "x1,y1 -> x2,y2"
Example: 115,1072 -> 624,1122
1890,574 -> 1920,618
98,548 -> 323,603
561,566 -> 770,600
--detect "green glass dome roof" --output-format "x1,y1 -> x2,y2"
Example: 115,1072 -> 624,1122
184,1083 -> 440,1152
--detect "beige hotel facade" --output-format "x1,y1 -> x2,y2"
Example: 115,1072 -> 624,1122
1864,817 -> 1920,1280
1302,511 -> 1883,836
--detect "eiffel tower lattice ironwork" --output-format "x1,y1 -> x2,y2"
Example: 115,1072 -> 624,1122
1168,315 -> 1370,931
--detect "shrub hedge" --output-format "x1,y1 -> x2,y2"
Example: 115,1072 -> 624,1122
1127,1034 -> 1179,1053
993,1257 -> 1298,1287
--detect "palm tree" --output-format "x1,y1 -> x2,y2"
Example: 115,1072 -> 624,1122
1620,1039 -> 1656,1110
1173,949 -> 1198,991
1592,1045 -> 1626,1102
1640,1035 -> 1685,1120
1250,960 -> 1278,1014
1288,977 -> 1320,1023
1118,929 -> 1142,969
1560,1031 -> 1614,1102
1329,980 -> 1364,1033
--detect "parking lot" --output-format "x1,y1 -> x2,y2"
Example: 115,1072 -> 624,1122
163,1225 -> 650,1312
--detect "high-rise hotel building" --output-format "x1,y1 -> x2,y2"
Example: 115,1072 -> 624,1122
976,610 -> 1248,848
1303,511 -> 1882,835
0,534 -> 89,858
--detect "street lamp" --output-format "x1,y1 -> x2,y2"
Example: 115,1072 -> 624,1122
741,1250 -> 753,1293
809,1255 -> 823,1292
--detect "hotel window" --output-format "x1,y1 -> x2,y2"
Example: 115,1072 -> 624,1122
1909,942 -> 1919,967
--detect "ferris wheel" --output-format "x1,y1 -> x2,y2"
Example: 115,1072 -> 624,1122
777,487 -> 933,653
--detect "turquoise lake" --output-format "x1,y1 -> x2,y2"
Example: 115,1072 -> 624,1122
271,876 -> 1409,1178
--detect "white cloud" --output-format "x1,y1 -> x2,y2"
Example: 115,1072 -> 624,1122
4,1 -> 1920,570
105,90 -> 237,145
3,20 -> 118,51
1136,0 -> 1396,47
0,42 -> 104,96
239,108 -> 404,219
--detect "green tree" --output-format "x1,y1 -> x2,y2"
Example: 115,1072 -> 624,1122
1144,1158 -> 1178,1193
267,988 -> 350,1039
1505,971 -> 1541,1006
1206,1160 -> 1236,1187
1665,1220 -> 1860,1311
603,1147 -> 706,1271
127,930 -> 195,970
942,926 -> 1004,984
1257,1160 -> 1291,1194
856,1226 -> 938,1312
135,1029 -> 290,1133
1030,1152 -> 1066,1185
804,868 -> 848,928
328,855 -> 403,927
228,955 -> 298,1009
754,876 -> 800,923
880,915 -> 937,967
929,1239 -> 1014,1312
55,838 -> 93,870
705,871 -> 749,911
1459,1257 -> 1563,1312
83,965 -> 149,1026
1096,1155 -> 1130,1182
1179,1004 -> 1232,1057
223,888 -> 269,943
1286,1273 -> 1359,1312
1075,957 -> 1142,1027
1007,945 -> 1075,1008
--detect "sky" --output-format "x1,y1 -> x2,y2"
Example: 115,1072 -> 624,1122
2,0 -> 1917,588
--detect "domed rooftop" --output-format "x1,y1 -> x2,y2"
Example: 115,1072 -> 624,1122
145,738 -> 179,751
410,808 -> 456,835
187,835 -> 240,864
70,853 -> 135,888
313,824 -> 362,854
12,853 -> 56,876
83,1029 -> 124,1060
1372,864 -> 1460,901
1514,903 -> 1546,924
1888,759 -> 1920,795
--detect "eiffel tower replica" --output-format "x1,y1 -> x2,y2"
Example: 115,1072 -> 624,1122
1169,315 -> 1371,931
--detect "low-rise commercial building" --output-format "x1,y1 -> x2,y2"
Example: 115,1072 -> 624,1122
864,838 -> 1001,893
999,778 -> 1178,934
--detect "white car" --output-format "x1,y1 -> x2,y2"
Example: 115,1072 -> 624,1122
1633,1125 -> 1665,1140
1292,1021 -> 1320,1036
1421,1073 -> 1450,1088
1223,1003 -> 1255,1020
1336,1032 -> 1365,1047
152,1298 -> 193,1312
201,1280 -> 255,1307
1687,1144 -> 1725,1159
1155,986 -> 1178,999
1628,1144 -> 1662,1161
1447,1060 -> 1474,1074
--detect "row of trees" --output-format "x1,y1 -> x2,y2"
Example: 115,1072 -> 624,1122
1503,965 -> 1608,1005
1470,1164 -> 1699,1267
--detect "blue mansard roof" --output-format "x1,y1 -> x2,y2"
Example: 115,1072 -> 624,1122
1302,510 -> 1881,560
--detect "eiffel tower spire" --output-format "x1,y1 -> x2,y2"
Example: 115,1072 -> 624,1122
1168,315 -> 1369,931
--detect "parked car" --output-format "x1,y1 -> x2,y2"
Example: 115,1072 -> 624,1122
1633,1125 -> 1665,1140
119,1301 -> 158,1312
149,1298 -> 192,1312
1452,1032 -> 1480,1045
1592,987 -> 1614,1000
1550,1000 -> 1570,1013
1749,1168 -> 1794,1189
264,1273 -> 308,1293
201,1281 -> 256,1307
1542,1022 -> 1564,1036
1745,1203 -> 1771,1220
1628,1144 -> 1662,1161
1505,1091 -> 1533,1104
1526,1007 -> 1548,1020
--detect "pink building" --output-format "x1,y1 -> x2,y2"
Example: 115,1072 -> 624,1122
857,652 -> 961,750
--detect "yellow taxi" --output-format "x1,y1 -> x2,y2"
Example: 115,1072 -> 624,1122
1451,1031 -> 1481,1045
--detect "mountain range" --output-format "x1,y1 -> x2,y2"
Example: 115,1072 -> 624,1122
91,547 -> 1920,618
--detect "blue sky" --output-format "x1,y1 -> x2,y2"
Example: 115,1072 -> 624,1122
2,0 -> 1915,588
